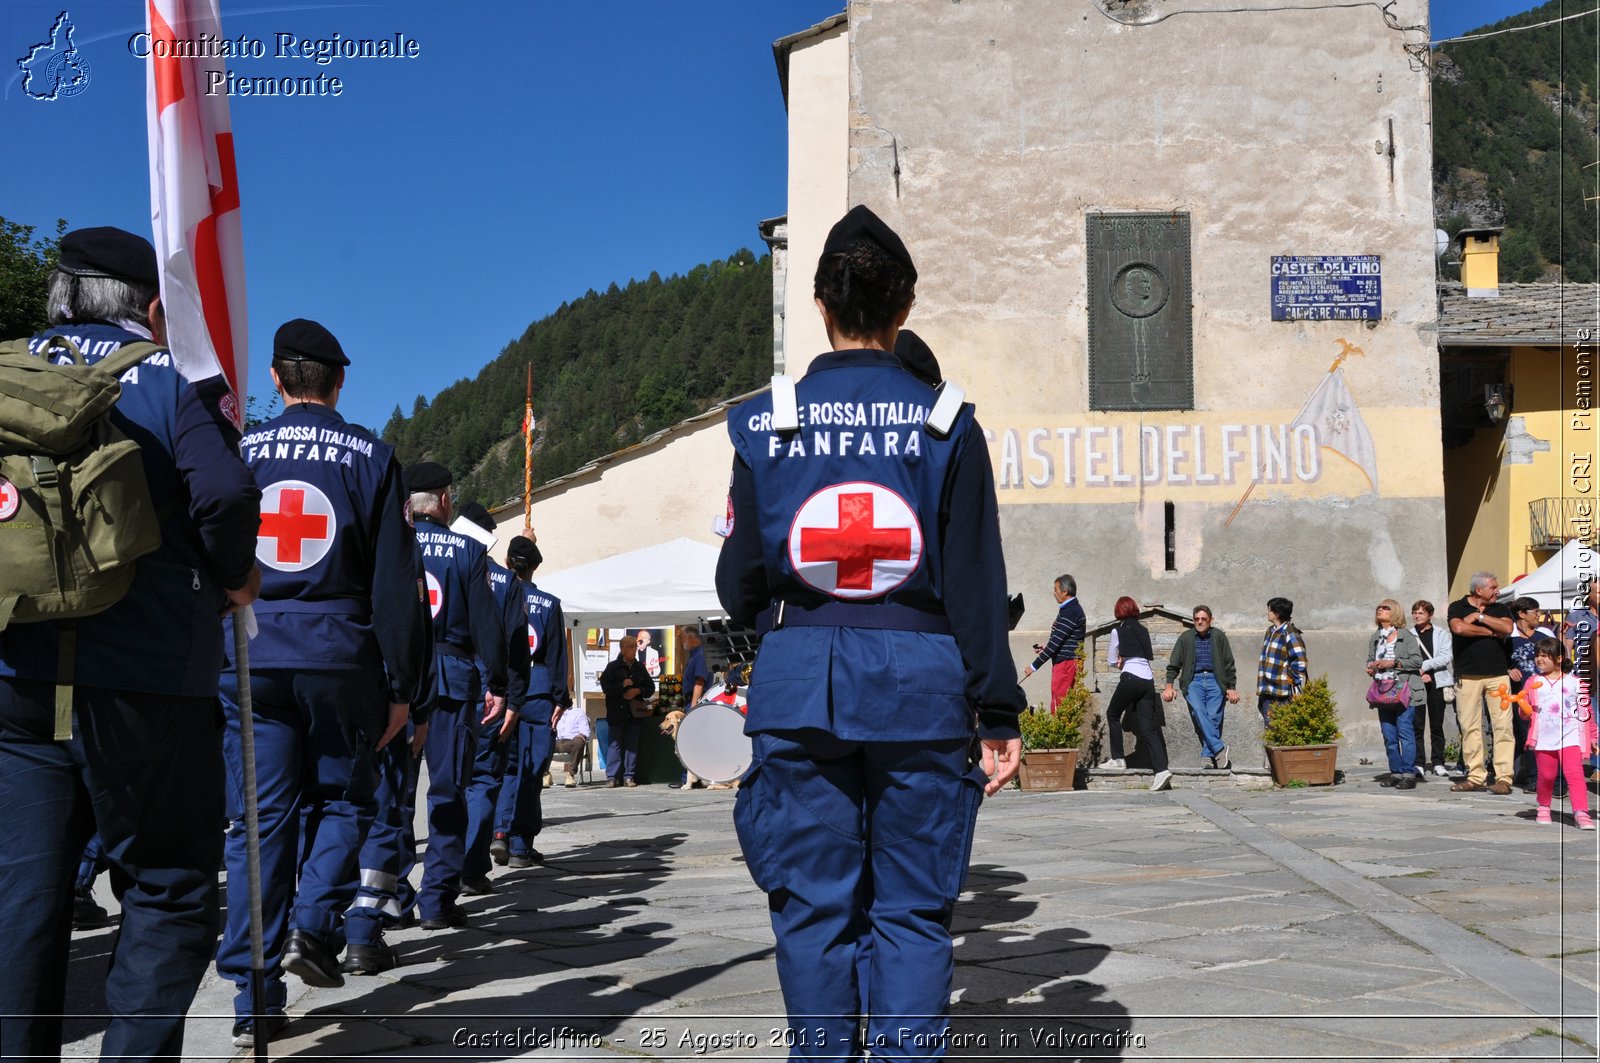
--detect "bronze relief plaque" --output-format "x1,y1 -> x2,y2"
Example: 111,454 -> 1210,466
1087,213 -> 1193,410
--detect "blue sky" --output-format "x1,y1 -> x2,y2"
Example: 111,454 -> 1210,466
1,1 -> 843,431
0,1 -> 1556,432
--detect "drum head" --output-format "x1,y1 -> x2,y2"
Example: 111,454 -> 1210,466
675,701 -> 752,784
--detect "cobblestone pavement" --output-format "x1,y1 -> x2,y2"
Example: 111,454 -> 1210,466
61,764 -> 1598,1061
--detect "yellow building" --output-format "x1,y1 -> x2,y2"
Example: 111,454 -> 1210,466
1438,235 -> 1600,596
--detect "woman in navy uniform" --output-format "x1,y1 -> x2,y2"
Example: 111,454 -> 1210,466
716,205 -> 1024,1060
216,319 -> 426,1039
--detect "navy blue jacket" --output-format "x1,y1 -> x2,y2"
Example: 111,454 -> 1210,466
521,580 -> 569,707
414,515 -> 507,702
0,322 -> 259,696
225,402 -> 425,703
480,559 -> 531,715
716,348 -> 1024,740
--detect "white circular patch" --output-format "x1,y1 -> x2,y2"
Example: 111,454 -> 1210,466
256,479 -> 337,572
527,622 -> 540,654
786,481 -> 923,600
0,476 -> 19,522
426,571 -> 443,620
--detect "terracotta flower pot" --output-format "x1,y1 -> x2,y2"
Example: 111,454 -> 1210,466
1265,743 -> 1338,786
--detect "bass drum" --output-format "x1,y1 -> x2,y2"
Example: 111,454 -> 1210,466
674,696 -> 751,785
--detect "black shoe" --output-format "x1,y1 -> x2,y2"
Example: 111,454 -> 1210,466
1377,774 -> 1395,787
72,887 -> 114,930
282,929 -> 344,988
232,1014 -> 288,1048
419,905 -> 467,931
391,908 -> 418,929
668,781 -> 685,789
342,939 -> 397,975
609,777 -> 623,788
489,834 -> 510,866
461,876 -> 496,896
507,848 -> 543,869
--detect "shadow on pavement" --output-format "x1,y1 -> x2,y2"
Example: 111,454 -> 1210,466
949,864 -> 1132,1061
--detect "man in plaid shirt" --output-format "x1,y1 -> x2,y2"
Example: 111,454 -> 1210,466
1257,596 -> 1308,720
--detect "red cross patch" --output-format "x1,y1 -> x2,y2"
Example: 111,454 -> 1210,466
527,623 -> 540,654
425,571 -> 443,619
257,480 -> 336,572
0,476 -> 19,522
787,481 -> 923,599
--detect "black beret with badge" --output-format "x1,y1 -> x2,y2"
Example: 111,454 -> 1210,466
405,461 -> 452,493
456,500 -> 495,535
820,204 -> 917,281
272,318 -> 350,366
57,226 -> 159,287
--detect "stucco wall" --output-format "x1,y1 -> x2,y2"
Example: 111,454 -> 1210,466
784,22 -> 850,374
489,415 -> 733,576
827,0 -> 1446,749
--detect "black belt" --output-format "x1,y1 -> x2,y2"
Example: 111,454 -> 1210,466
757,600 -> 952,637
437,641 -> 473,660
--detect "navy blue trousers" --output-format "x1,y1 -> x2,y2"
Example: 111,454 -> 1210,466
734,732 -> 985,1062
0,677 -> 224,1061
345,732 -> 416,944
463,712 -> 517,880
419,696 -> 478,917
495,702 -> 555,856
217,670 -> 384,1018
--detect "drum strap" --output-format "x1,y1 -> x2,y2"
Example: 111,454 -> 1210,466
757,599 -> 952,636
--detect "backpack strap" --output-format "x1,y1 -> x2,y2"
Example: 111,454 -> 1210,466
91,341 -> 161,380
54,624 -> 77,741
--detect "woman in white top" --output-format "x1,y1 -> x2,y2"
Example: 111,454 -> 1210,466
1100,596 -> 1171,791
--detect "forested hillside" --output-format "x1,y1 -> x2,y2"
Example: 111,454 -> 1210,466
382,250 -> 772,509
1433,0 -> 1598,282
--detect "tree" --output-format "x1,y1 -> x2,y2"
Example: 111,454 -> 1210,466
0,216 -> 65,339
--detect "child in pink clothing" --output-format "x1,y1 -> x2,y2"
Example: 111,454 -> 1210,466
1524,638 -> 1598,829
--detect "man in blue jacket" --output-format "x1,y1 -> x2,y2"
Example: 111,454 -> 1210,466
0,227 -> 261,1060
216,319 -> 427,1043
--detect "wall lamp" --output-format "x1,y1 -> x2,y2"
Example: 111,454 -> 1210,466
1484,383 -> 1512,425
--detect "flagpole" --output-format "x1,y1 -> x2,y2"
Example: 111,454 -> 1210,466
524,364 -> 533,530
1224,339 -> 1365,528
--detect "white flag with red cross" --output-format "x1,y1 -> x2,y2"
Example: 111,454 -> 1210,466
145,0 -> 248,420
787,482 -> 924,600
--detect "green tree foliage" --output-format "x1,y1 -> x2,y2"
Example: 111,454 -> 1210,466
1434,1 -> 1599,282
384,251 -> 773,509
0,216 -> 65,339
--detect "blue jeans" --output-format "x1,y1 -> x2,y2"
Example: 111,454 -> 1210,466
1185,672 -> 1226,760
1377,702 -> 1417,776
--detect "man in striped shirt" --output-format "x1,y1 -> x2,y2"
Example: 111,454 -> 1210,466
1022,575 -> 1088,712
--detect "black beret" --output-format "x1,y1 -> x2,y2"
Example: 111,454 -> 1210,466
506,535 -> 543,572
894,328 -> 942,387
405,461 -> 452,492
58,227 -> 159,287
457,500 -> 495,535
273,318 -> 350,366
820,205 -> 916,281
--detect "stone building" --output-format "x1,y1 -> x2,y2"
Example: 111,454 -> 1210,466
500,0 -> 1449,757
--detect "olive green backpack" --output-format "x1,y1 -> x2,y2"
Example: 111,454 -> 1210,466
0,334 -> 165,633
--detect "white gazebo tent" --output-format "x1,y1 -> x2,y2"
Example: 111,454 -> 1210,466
1497,539 -> 1598,610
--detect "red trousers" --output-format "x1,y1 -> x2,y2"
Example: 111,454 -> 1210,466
1050,659 -> 1078,713
1535,746 -> 1590,813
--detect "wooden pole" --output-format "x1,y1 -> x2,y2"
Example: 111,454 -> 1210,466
524,364 -> 533,529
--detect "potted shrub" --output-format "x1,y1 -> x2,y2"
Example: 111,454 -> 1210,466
1018,666 -> 1089,791
1262,675 -> 1342,786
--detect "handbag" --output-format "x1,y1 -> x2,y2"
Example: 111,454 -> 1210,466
1366,675 -> 1412,707
627,698 -> 653,719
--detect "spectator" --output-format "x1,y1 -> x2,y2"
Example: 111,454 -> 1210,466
1506,596 -> 1553,791
1410,600 -> 1454,777
1257,597 -> 1308,721
1102,596 -> 1172,791
1022,574 -> 1088,713
1162,605 -> 1240,770
554,703 -> 593,788
600,635 -> 655,786
1366,599 -> 1426,789
1524,636 -> 1597,829
671,626 -> 711,789
1447,572 -> 1516,794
